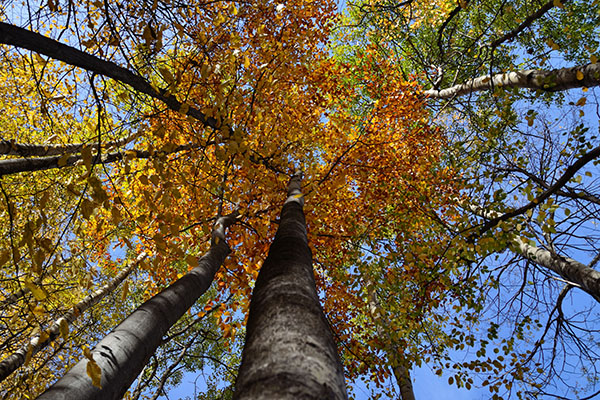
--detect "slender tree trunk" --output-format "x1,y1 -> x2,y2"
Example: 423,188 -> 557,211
425,63 -> 600,99
367,286 -> 415,400
0,145 -> 193,176
233,174 -> 348,400
0,133 -> 138,157
513,237 -> 600,303
36,212 -> 237,400
0,252 -> 147,382
465,202 -> 600,303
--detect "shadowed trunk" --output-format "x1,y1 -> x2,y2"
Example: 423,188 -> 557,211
233,174 -> 348,400
36,212 -> 237,400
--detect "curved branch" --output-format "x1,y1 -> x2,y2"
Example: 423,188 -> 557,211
0,23 -> 220,130
479,144 -> 600,234
425,63 -> 600,99
490,0 -> 565,49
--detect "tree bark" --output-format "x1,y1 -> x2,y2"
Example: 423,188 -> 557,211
233,174 -> 348,400
366,286 -> 415,400
0,22 -> 219,131
0,133 -> 138,157
425,63 -> 600,99
0,144 -> 192,176
513,237 -> 600,303
0,253 -> 147,382
36,212 -> 237,400
464,202 -> 600,303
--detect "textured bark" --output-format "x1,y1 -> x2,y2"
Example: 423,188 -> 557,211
0,144 -> 192,176
465,202 -> 600,303
233,174 -> 348,400
0,252 -> 147,382
0,133 -> 137,157
0,22 -> 219,130
37,213 -> 237,400
514,238 -> 600,303
425,63 -> 600,99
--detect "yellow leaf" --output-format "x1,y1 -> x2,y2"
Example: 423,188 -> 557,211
81,199 -> 96,220
39,330 -> 50,343
546,39 -> 559,50
111,206 -> 121,223
185,255 -> 197,266
553,0 -> 563,7
83,346 -> 93,360
86,360 -> 102,388
0,250 -> 10,267
591,55 -> 598,64
158,67 -> 175,85
24,280 -> 47,300
59,319 -> 69,339
179,103 -> 190,115
576,70 -> 584,80
244,56 -> 250,69
576,97 -> 587,106
81,145 -> 92,171
24,344 -> 33,366
57,153 -> 71,167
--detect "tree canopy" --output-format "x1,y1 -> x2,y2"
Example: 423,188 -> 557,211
1,0 -> 599,399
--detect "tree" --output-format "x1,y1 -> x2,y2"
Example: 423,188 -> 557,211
234,173 -> 347,399
340,0 -> 600,397
0,1 -> 458,399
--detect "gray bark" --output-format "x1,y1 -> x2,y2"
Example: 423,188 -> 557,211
0,144 -> 192,176
0,133 -> 138,157
425,63 -> 600,99
366,286 -> 415,400
513,237 -> 600,303
233,174 -> 348,400
465,203 -> 600,303
36,212 -> 237,400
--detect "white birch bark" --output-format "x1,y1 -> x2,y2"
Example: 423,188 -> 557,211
425,63 -> 600,99
0,252 -> 147,381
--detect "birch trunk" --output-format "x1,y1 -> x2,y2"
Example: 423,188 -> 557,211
425,63 -> 600,99
0,252 -> 147,382
233,174 -> 348,400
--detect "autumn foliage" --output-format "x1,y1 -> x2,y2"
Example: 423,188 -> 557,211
0,0 -> 460,398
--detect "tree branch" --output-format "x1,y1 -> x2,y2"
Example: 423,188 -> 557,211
425,63 -> 600,99
0,23 -> 220,130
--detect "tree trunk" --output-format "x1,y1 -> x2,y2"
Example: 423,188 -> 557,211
367,286 -> 415,400
0,253 -> 147,382
425,63 -> 600,99
36,212 -> 237,400
0,145 -> 192,177
233,174 -> 348,400
464,202 -> 600,303
513,237 -> 600,303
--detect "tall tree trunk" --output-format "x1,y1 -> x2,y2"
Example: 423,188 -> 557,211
233,173 -> 348,400
0,22 -> 219,131
36,211 -> 238,400
367,286 -> 415,400
0,253 -> 147,382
